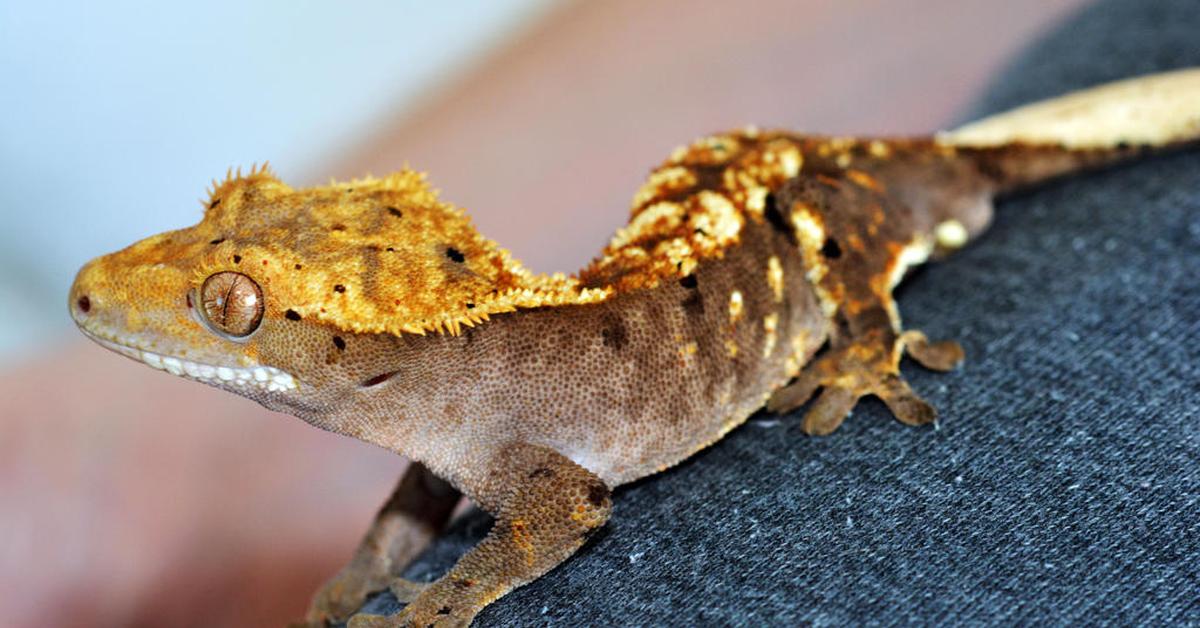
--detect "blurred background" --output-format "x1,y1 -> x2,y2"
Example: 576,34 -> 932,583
1,1 -> 1088,626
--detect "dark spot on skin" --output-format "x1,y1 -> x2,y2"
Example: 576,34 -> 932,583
445,247 -> 465,263
587,483 -> 609,508
294,263 -> 302,270
209,198 -> 221,209
528,467 -> 554,479
682,290 -> 704,316
689,164 -> 725,197
333,284 -> 346,293
600,317 -> 628,350
233,255 -> 242,264
77,296 -> 90,313
386,247 -> 395,252
185,293 -> 192,309
972,152 -> 1008,182
821,237 -> 842,259
679,274 -> 698,289
437,607 -> 451,616
284,309 -> 301,321
332,336 -> 346,350
466,302 -> 475,309
209,238 -> 225,245
331,224 -> 346,231
387,206 -> 402,218
361,371 -> 398,387
763,194 -> 795,243
453,579 -> 475,589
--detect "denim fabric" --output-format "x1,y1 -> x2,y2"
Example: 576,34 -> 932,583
358,0 -> 1200,623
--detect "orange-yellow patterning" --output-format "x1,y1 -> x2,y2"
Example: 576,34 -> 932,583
205,166 -> 609,336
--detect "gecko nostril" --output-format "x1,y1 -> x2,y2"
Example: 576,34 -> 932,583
77,295 -> 91,313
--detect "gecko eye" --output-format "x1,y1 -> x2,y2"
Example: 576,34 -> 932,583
199,271 -> 264,337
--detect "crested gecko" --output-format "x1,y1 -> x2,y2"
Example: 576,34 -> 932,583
70,69 -> 1200,627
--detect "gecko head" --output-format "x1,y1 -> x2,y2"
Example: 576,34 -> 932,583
69,165 -> 602,414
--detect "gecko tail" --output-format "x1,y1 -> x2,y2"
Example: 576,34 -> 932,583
938,67 -> 1200,192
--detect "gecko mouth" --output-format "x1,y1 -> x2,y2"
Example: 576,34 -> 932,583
78,327 -> 297,393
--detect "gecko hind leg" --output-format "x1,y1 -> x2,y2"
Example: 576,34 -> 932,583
768,327 -> 963,435
766,167 -> 969,435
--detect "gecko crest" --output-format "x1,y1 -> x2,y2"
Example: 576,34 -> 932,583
96,165 -> 613,339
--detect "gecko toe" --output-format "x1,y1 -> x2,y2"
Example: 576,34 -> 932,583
876,375 -> 937,426
347,612 -> 402,628
902,331 -> 964,372
801,386 -> 859,435
389,578 -> 430,604
766,372 -> 821,414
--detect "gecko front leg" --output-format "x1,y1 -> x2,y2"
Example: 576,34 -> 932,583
348,443 -> 612,628
300,462 -> 461,627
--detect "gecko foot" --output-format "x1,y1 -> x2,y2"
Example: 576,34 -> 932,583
290,577 -> 426,627
293,568 -> 391,627
347,585 -> 473,628
767,328 -> 962,435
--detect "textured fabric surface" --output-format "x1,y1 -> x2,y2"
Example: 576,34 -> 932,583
357,0 -> 1200,624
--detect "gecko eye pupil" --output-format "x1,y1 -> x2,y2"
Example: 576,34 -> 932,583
199,271 -> 264,337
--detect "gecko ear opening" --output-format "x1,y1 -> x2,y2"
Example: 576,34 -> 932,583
198,271 -> 264,338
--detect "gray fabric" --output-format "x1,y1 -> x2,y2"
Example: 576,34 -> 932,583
357,0 -> 1200,624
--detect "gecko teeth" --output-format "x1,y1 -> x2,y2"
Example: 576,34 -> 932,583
83,331 -> 297,392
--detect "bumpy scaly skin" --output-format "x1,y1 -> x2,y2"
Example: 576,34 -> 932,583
69,70 -> 1200,626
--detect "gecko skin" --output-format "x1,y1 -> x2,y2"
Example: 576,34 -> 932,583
70,70 -> 1200,627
